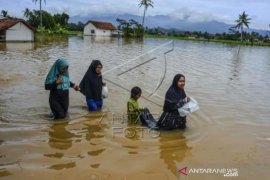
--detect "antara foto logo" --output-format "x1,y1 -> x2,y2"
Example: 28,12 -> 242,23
178,166 -> 188,176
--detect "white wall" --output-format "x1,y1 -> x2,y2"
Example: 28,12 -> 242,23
95,29 -> 112,36
84,23 -> 96,36
6,42 -> 34,51
6,22 -> 34,41
84,23 -> 112,36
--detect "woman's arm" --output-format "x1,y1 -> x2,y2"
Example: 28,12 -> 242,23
45,75 -> 63,90
70,81 -> 80,91
70,81 -> 75,88
45,82 -> 57,90
176,97 -> 190,108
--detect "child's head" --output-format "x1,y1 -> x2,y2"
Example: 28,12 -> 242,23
90,60 -> 103,74
131,86 -> 142,100
56,58 -> 69,75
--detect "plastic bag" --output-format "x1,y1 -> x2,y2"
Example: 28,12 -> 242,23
178,97 -> 199,117
102,86 -> 108,98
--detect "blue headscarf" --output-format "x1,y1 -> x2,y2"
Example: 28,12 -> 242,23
45,58 -> 70,90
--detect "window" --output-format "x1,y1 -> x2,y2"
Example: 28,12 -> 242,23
91,30 -> 95,34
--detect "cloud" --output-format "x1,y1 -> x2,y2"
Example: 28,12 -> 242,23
167,8 -> 230,23
1,0 -> 269,29
46,0 -> 139,16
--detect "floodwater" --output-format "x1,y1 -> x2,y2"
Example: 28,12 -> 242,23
1,35 -> 270,180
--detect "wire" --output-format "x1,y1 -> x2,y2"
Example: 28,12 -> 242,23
102,40 -> 173,76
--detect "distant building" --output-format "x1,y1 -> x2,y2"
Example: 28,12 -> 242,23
84,20 -> 122,37
0,18 -> 35,42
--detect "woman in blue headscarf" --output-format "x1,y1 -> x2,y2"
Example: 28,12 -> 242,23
45,58 -> 79,119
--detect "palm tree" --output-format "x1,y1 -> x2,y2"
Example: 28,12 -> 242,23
139,0 -> 154,28
32,0 -> 46,27
268,24 -> 270,37
234,11 -> 251,42
1,10 -> 8,17
23,8 -> 31,19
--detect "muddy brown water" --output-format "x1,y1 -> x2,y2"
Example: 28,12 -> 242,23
1,36 -> 270,179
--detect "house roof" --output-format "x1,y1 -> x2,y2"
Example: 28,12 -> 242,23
0,18 -> 35,32
85,20 -> 116,30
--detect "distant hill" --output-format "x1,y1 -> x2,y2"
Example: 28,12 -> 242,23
70,13 -> 269,35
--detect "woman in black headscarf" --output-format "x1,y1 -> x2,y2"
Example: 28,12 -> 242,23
156,74 -> 190,130
79,60 -> 104,111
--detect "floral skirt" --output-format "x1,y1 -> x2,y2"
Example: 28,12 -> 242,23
139,109 -> 186,130
156,111 -> 186,130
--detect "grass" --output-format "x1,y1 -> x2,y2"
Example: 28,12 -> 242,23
145,34 -> 270,47
35,31 -> 83,36
33,32 -> 270,47
65,31 -> 83,35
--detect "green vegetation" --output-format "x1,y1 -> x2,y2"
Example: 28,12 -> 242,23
22,9 -> 83,35
145,33 -> 270,47
143,9 -> 270,47
116,19 -> 143,38
231,11 -> 252,42
116,0 -> 155,38
1,10 -> 8,17
139,0 -> 154,28
1,1 -> 269,47
32,0 -> 46,27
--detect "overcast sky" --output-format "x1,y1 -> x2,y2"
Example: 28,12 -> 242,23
1,0 -> 269,30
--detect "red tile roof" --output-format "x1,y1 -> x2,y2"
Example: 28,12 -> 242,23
86,20 -> 116,30
0,18 -> 35,32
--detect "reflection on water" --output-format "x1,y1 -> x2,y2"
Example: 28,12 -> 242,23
44,152 -> 64,159
1,36 -> 270,179
229,45 -> 242,82
48,161 -> 76,170
0,169 -> 12,178
35,35 -> 69,48
48,121 -> 75,150
82,114 -> 108,158
84,120 -> 105,142
159,131 -> 191,176
0,42 -> 34,51
84,36 -> 115,44
123,125 -> 142,141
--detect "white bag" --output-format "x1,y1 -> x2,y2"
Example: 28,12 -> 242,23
178,97 -> 199,117
102,86 -> 108,98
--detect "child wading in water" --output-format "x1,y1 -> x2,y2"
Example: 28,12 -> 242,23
127,86 -> 157,127
127,86 -> 144,124
80,60 -> 104,111
127,74 -> 191,130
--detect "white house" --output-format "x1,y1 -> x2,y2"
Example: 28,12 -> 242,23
0,18 -> 35,42
84,20 -> 122,37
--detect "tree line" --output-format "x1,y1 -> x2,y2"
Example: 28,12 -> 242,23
1,9 -> 84,34
1,0 -> 153,36
146,28 -> 269,43
1,0 -> 270,43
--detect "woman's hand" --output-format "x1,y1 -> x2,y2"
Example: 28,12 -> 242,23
183,96 -> 190,103
73,85 -> 80,91
55,76 -> 63,84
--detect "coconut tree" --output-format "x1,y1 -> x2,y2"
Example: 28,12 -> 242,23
32,0 -> 46,27
23,8 -> 31,19
234,11 -> 251,42
1,10 -> 8,17
139,0 -> 154,28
